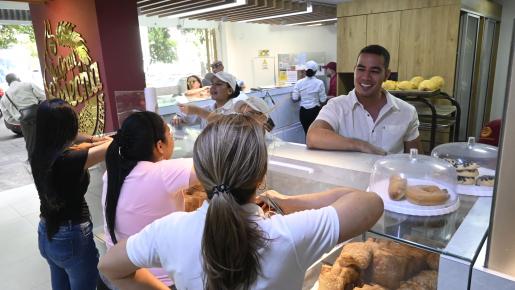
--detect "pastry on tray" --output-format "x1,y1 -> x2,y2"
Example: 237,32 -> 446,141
336,242 -> 373,270
388,174 -> 407,201
476,175 -> 495,187
457,176 -> 475,185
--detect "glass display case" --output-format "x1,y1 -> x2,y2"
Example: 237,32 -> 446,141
264,142 -> 492,290
369,149 -> 459,217
431,137 -> 498,196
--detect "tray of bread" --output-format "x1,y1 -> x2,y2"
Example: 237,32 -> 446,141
369,149 -> 460,216
431,137 -> 498,197
304,238 -> 439,290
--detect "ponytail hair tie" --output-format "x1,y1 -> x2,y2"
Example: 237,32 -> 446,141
209,184 -> 230,199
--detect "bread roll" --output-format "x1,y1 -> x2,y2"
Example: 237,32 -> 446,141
382,80 -> 397,90
397,80 -> 416,90
336,242 -> 373,270
410,76 -> 424,87
418,79 -> 438,91
388,174 -> 407,200
430,76 -> 445,88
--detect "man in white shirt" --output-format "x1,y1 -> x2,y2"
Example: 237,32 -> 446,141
0,73 -> 46,154
306,45 -> 422,155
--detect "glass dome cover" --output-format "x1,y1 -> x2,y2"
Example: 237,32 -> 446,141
431,137 -> 498,170
369,149 -> 459,216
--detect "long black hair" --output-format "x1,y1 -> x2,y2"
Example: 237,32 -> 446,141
30,99 -> 79,237
104,111 -> 167,244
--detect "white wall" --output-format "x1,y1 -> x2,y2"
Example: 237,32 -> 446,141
219,22 -> 337,88
491,0 -> 515,119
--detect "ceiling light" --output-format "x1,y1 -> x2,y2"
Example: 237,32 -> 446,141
285,18 -> 337,26
306,23 -> 323,27
167,0 -> 246,19
238,1 -> 313,23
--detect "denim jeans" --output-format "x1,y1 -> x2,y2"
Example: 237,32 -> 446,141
38,220 -> 99,290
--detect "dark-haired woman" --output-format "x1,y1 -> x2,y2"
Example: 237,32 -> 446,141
184,75 -> 209,99
101,111 -> 197,288
291,60 -> 327,134
31,99 -> 112,290
99,114 -> 383,290
173,71 -> 246,128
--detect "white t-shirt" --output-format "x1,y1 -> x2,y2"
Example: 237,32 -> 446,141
291,76 -> 327,109
316,89 -> 419,154
1,81 -> 45,124
127,202 -> 339,290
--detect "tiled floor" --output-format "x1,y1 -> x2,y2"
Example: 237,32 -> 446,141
0,117 -> 106,290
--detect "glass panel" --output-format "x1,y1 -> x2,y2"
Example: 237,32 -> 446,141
474,19 -> 496,138
455,13 -> 479,141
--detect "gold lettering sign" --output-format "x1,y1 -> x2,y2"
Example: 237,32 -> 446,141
44,20 -> 105,135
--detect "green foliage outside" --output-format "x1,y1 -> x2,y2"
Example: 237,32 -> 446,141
148,27 -> 177,64
0,25 -> 35,49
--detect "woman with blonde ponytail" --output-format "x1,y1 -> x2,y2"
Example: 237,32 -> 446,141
99,114 -> 384,290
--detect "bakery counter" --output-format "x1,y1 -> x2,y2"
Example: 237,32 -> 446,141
172,135 -> 491,289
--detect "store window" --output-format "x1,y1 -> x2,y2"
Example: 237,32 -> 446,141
140,26 -> 217,89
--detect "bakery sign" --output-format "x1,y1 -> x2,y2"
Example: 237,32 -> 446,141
43,20 -> 105,135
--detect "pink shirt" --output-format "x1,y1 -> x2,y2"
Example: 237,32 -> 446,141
102,158 -> 193,286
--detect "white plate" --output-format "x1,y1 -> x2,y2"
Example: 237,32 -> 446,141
456,168 -> 494,196
369,178 -> 460,216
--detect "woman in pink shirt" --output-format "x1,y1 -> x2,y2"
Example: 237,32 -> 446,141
101,111 -> 196,288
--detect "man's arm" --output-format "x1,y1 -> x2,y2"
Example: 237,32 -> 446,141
306,120 -> 386,155
404,136 -> 423,154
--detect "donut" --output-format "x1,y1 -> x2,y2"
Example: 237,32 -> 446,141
458,176 -> 475,185
388,174 -> 407,200
406,185 -> 450,206
455,161 -> 480,170
476,175 -> 495,187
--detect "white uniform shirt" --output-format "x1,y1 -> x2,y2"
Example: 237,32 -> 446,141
127,202 -> 339,290
291,76 -> 327,109
0,81 -> 45,125
316,89 -> 419,154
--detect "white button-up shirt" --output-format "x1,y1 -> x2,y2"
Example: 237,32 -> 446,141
291,76 -> 327,109
316,89 -> 419,154
0,81 -> 46,125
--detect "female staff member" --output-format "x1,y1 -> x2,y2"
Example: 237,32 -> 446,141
184,75 -> 209,99
30,99 -> 112,290
99,114 -> 383,290
292,60 -> 327,134
172,71 -> 246,128
102,111 -> 197,288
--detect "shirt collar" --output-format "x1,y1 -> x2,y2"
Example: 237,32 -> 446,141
198,200 -> 266,220
349,89 -> 400,112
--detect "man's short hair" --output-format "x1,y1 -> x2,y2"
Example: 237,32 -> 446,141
358,45 -> 390,70
5,73 -> 18,85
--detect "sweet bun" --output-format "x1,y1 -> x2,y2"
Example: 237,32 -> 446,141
388,174 -> 407,200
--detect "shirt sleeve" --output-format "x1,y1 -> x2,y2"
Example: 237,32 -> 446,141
404,107 -> 420,142
315,98 -> 340,132
32,83 -> 46,101
160,158 -> 193,198
126,220 -> 162,268
291,83 -> 300,102
282,206 -> 340,270
318,81 -> 327,104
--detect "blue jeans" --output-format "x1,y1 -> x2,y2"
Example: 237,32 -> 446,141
38,220 -> 99,290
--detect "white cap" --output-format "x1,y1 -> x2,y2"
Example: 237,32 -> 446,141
234,96 -> 271,117
305,60 -> 318,71
208,71 -> 238,91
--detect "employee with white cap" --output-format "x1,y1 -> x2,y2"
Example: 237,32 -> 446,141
291,60 -> 327,134
174,71 -> 247,128
234,96 -> 275,132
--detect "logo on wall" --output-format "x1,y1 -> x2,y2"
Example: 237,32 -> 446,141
43,20 -> 105,135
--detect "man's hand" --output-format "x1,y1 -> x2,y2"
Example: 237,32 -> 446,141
357,140 -> 387,155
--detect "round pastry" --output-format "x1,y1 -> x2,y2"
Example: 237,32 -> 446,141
476,175 -> 495,187
406,185 -> 450,206
388,174 -> 407,200
397,80 -> 416,90
458,176 -> 475,185
410,76 -> 425,87
456,169 -> 479,177
455,161 -> 480,170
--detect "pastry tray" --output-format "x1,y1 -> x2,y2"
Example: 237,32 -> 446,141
369,178 -> 460,216
456,168 -> 494,197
